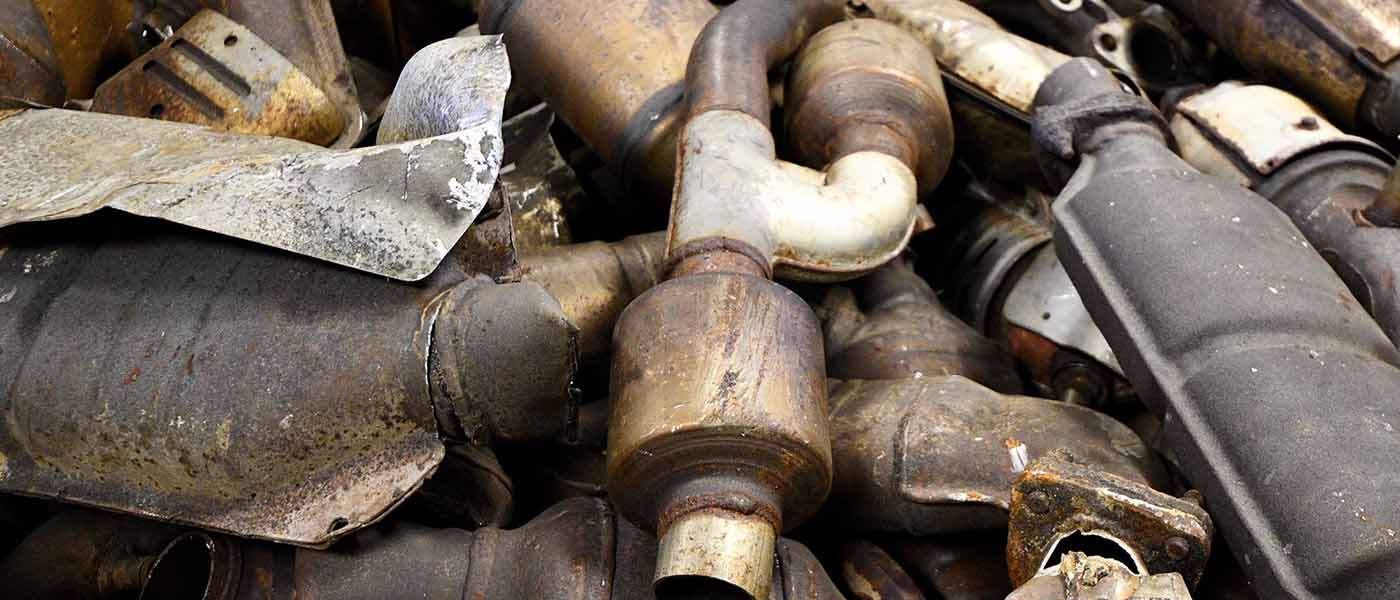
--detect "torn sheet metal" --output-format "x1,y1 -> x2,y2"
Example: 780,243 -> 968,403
0,35 -> 509,281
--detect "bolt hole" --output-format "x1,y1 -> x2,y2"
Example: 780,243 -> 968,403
224,34 -> 238,46
149,104 -> 165,118
1296,116 -> 1320,131
1098,33 -> 1119,52
1041,312 -> 1052,320
328,517 -> 350,533
1042,531 -> 1141,574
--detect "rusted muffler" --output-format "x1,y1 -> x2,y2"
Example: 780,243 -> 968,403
1164,0 -> 1400,143
1165,82 -> 1400,346
479,0 -> 717,199
0,213 -> 578,547
1035,57 -> 1400,599
123,498 -> 844,600
609,4 -> 953,597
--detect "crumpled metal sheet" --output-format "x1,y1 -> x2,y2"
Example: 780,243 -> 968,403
0,35 -> 509,281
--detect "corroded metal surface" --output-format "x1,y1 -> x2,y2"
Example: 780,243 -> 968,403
500,105 -> 586,251
0,214 -> 453,546
838,541 -> 926,600
0,36 -> 506,281
861,0 -> 1069,115
520,232 -> 667,365
480,0 -> 717,196
888,536 -> 1014,600
821,257 -> 1022,391
92,10 -> 345,145
1006,552 -> 1194,600
0,0 -> 66,105
119,497 -> 844,599
1007,455 -> 1213,588
1171,82 -> 1385,178
1166,0 -> 1400,137
610,270 -> 833,599
0,510 -> 183,600
825,377 -> 1166,534
135,0 -> 368,147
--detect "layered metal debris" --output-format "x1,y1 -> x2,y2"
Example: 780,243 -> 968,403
2,1 -> 1399,599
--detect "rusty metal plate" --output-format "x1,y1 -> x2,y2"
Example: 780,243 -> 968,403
0,213 -> 459,547
0,35 -> 508,282
135,0 -> 368,147
93,10 -> 345,146
1176,82 -> 1385,176
1007,456 -> 1214,588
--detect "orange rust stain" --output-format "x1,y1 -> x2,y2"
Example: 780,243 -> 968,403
123,366 -> 141,385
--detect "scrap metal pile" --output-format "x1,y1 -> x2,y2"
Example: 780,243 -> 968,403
2,0 -> 1399,598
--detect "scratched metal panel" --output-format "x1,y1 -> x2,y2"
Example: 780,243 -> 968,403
0,213 -> 459,547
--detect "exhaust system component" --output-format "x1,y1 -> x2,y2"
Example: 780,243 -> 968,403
521,232 -> 667,367
669,17 -> 951,281
858,0 -> 1067,117
820,256 -> 1021,391
0,0 -> 66,106
1006,552 -> 1193,600
1167,82 -> 1400,346
825,376 -> 1168,535
91,10 -> 345,146
836,541 -> 926,600
1007,455 -> 1212,588
130,0 -> 367,147
1035,57 -> 1400,599
1164,0 -> 1400,142
855,0 -> 1068,190
479,0 -> 717,198
935,187 -> 1126,404
0,35 -> 507,281
127,498 -> 844,600
0,213 -> 578,547
884,536 -> 1014,600
960,0 -> 1210,93
610,4 -> 952,596
0,510 -> 183,600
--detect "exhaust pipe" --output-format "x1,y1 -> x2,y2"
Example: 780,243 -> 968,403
1035,57 -> 1400,599
609,3 -> 953,598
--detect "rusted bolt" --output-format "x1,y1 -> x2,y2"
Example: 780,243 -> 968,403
1296,116 -> 1319,131
1180,489 -> 1204,508
1165,537 -> 1191,562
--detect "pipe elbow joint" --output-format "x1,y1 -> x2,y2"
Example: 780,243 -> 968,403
669,110 -> 918,282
